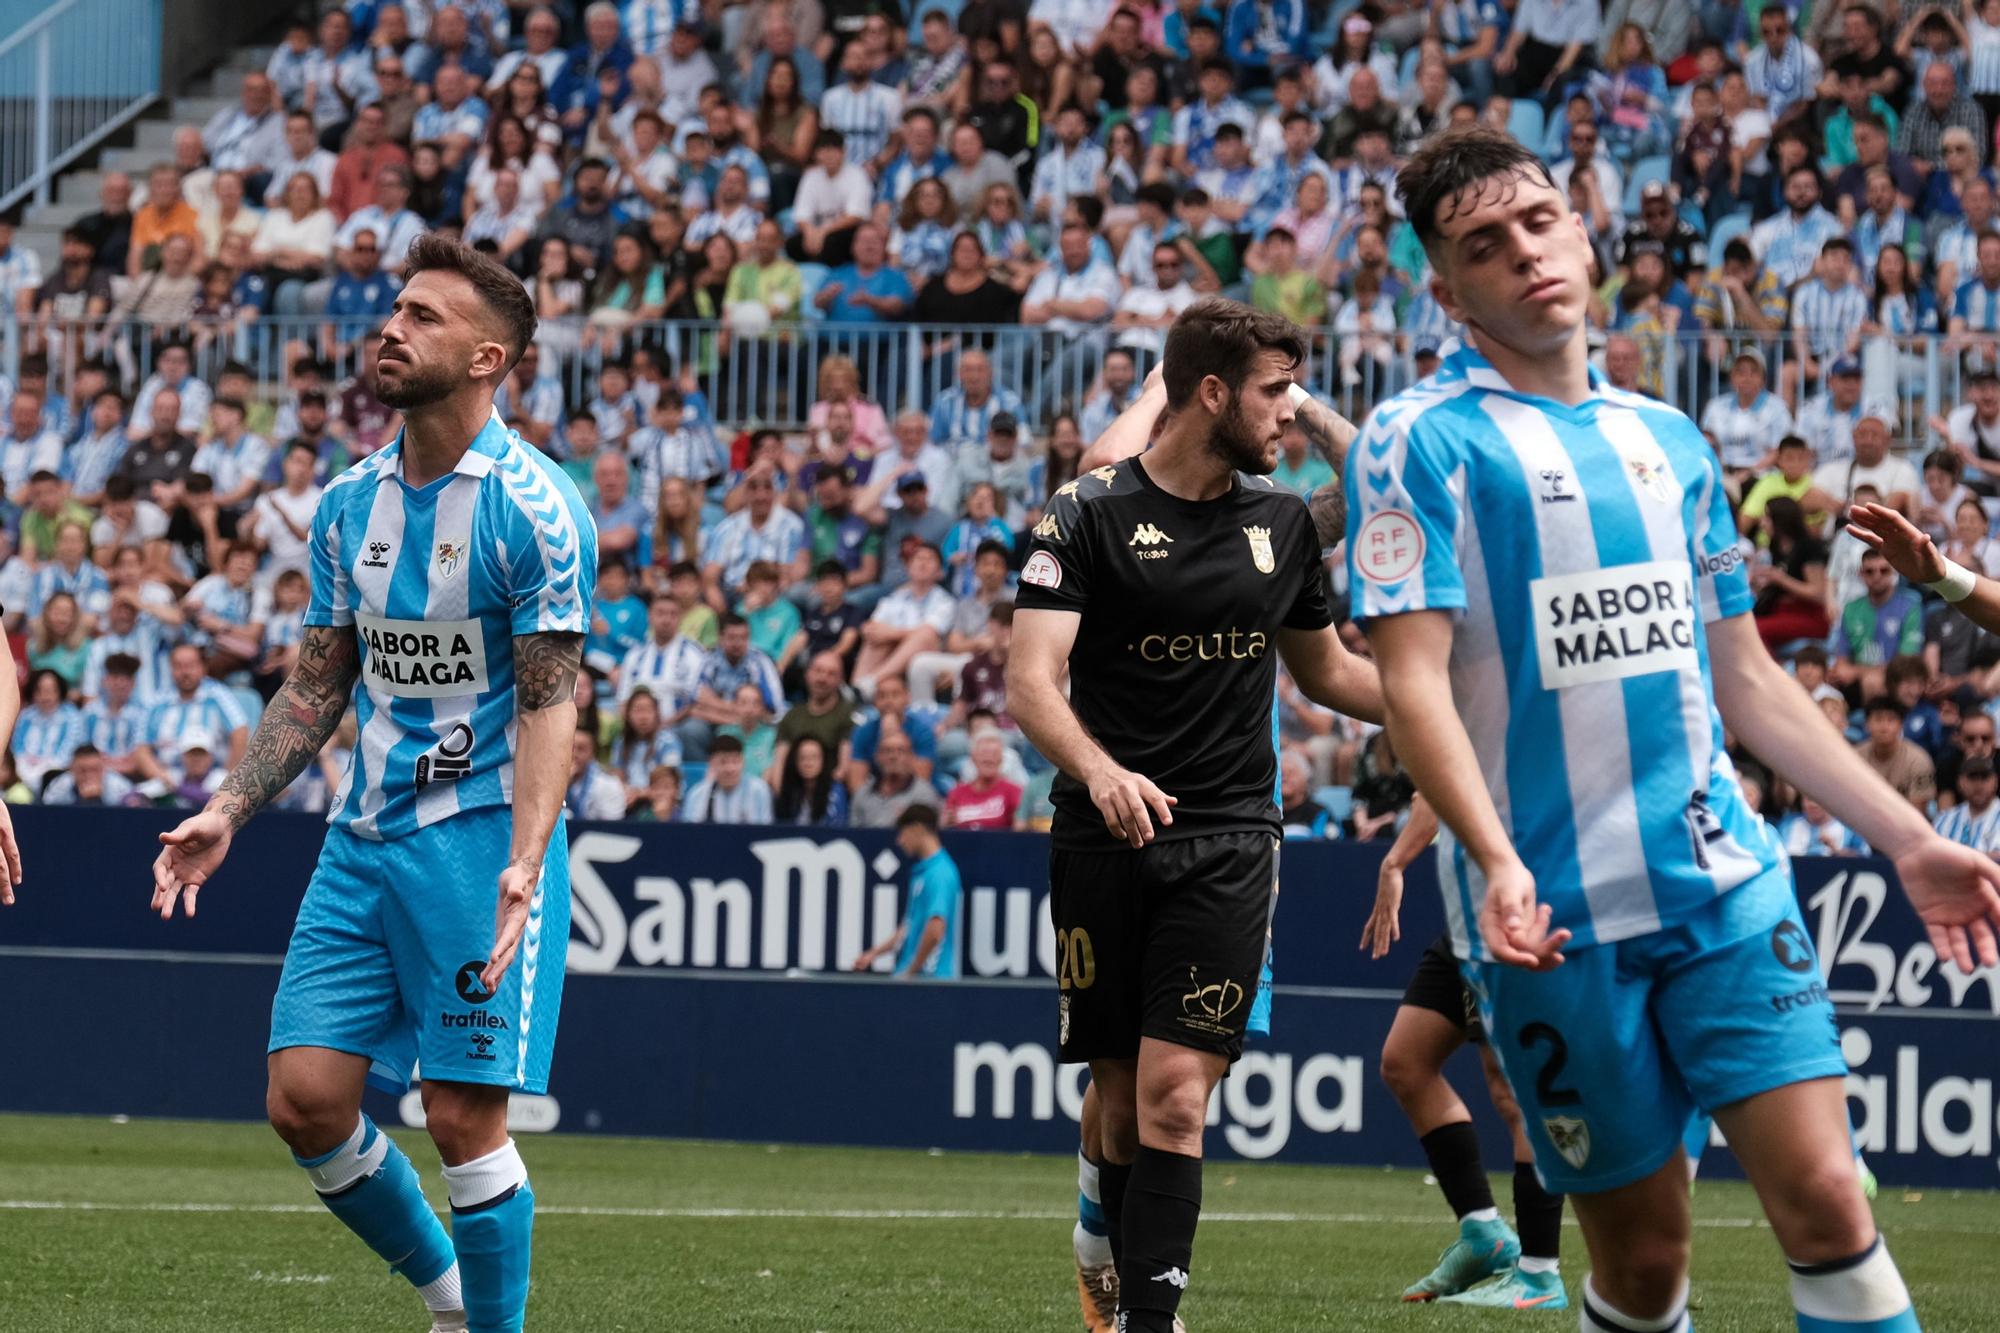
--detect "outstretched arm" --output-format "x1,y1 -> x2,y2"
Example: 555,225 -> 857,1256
1362,794 -> 1437,958
1846,501 -> 2000,634
484,630 -> 583,992
151,625 -> 361,919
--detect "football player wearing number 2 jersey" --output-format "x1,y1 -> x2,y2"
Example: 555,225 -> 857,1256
151,235 -> 597,1333
1351,126 -> 2000,1333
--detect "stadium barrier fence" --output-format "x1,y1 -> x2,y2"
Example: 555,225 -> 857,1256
0,314 -> 1978,448
1,808 -> 1993,1185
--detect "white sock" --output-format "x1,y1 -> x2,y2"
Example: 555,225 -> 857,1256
416,1262 -> 463,1313
299,1118 -> 387,1195
1519,1256 -> 1560,1275
1581,1275 -> 1690,1332
440,1140 -> 528,1210
1788,1237 -> 1914,1325
1462,1206 -> 1501,1223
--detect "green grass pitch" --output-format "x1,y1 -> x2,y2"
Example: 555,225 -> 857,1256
0,1114 -> 1993,1331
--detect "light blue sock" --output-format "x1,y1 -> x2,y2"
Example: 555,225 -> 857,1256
444,1140 -> 535,1333
1791,1238 -> 1922,1332
295,1117 -> 458,1293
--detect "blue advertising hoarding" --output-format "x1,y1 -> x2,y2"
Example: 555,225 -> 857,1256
1,809 -> 1994,1186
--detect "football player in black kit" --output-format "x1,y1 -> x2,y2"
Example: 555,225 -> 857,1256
1009,300 -> 1384,1333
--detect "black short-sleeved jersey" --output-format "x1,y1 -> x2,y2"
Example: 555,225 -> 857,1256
1016,455 -> 1334,849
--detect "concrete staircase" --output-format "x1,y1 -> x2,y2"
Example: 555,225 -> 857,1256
15,43 -> 273,273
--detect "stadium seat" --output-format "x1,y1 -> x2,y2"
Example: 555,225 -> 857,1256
1707,208 -> 1754,256
1313,785 -> 1353,824
682,762 -> 707,792
1623,154 -> 1672,215
1506,99 -> 1544,149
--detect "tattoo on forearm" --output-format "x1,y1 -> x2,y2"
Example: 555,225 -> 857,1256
514,631 -> 583,711
214,625 -> 360,830
1297,396 -> 1358,473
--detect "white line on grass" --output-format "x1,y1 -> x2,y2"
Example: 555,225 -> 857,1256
8,1199 -> 1984,1233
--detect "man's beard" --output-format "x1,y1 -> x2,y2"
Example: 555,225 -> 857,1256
1206,394 -> 1273,474
374,357 -> 459,409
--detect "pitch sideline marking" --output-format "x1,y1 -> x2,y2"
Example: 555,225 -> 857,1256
0,1199 -> 1985,1234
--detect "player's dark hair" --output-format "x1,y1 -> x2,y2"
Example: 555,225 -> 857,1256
896,802 -> 941,833
1161,298 -> 1306,410
1396,125 -> 1559,259
402,232 -> 539,378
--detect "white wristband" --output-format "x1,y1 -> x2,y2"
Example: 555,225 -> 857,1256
1287,383 -> 1311,409
1929,558 -> 1979,604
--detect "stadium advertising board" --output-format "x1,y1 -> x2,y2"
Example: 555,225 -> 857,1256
1,810 -> 1995,1185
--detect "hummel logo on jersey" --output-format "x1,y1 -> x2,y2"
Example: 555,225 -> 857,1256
1538,469 -> 1577,504
363,540 -> 393,568
1129,523 -> 1173,546
1151,1268 -> 1190,1290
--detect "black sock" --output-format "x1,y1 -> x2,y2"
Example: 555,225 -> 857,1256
1418,1122 -> 1494,1221
1513,1160 -> 1564,1262
1098,1158 -> 1132,1267
1117,1146 -> 1202,1333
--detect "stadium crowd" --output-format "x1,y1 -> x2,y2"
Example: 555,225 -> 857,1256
8,0 -> 2000,849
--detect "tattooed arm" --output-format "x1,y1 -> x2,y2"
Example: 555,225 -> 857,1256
1295,392 -> 1358,474
479,629 -> 584,990
152,624 -> 360,919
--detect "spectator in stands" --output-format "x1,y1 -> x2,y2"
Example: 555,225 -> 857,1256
705,463 -> 807,606
264,112 -> 338,213
109,232 -> 201,332
127,162 -> 203,280
1749,163 -> 1844,290
467,117 -> 563,222
1935,705 -> 1999,801
1834,548 -> 1927,701
1815,403 -> 1918,515
940,120 -> 1021,220
335,165 -> 424,277
182,540 -> 263,678
369,51 -> 421,146
771,734 -> 848,826
1856,693 -> 1937,811
0,396 -> 63,505
255,173 -> 338,319
939,728 -> 1018,830
197,171 -> 264,264
957,419 -> 1035,527
537,157 -> 627,278
682,731 -> 775,823
1785,237 -> 1868,405
203,72 -> 287,198
679,612 -> 783,759
42,743 -> 136,807
65,390 -> 129,509
1780,794 -> 1871,856
1751,496 -> 1832,652
773,648 -> 855,768
327,104 -> 410,223
1935,368 -> 2000,491
74,172 -> 135,278
137,643 -> 248,779
1794,357 -> 1866,467
933,595 -> 1014,733
28,591 -> 88,690
611,687 -> 683,794
618,591 -> 707,710
564,724 -> 627,820
854,543 -> 954,697
408,4 -> 493,85
300,9 -> 377,150
1935,756 -> 2000,848
1949,231 -> 2000,364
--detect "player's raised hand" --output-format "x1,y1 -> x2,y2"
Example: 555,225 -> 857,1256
0,800 -> 21,903
152,809 -> 235,920
1892,836 -> 2000,975
1844,502 -> 1947,585
1360,852 -> 1403,959
482,858 -> 540,993
1478,859 -> 1570,971
1086,763 -> 1176,849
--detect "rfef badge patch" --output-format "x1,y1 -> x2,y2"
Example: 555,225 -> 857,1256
1022,549 -> 1063,589
1356,510 -> 1423,583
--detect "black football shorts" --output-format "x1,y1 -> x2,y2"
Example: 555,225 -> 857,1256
1401,934 -> 1486,1045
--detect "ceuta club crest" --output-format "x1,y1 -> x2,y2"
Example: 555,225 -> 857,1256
1243,524 -> 1275,574
436,539 -> 467,580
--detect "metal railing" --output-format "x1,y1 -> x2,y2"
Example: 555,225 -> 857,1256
0,313 -> 1979,451
0,0 -> 162,212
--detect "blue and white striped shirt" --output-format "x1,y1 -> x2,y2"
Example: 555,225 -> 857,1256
890,221 -> 956,284
0,430 -> 64,496
412,96 -> 490,146
1171,97 -> 1255,173
84,622 -> 173,702
146,682 -> 251,771
80,697 -> 149,759
1699,391 -> 1794,471
1030,140 -> 1107,221
628,424 -> 725,521
304,408 -> 598,841
1749,207 -> 1845,289
929,386 -> 1027,452
1970,15 -> 2000,94
1935,799 -> 2000,852
1790,279 -> 1869,360
820,81 -> 903,168
617,634 -> 708,708
1345,346 -> 1782,958
15,704 -> 82,773
682,773 -> 773,824
192,433 -> 274,500
1850,208 -> 1912,283
706,507 -> 806,594
876,148 -> 949,211
31,560 -> 111,621
1956,275 -> 2000,332
615,728 -> 683,788
65,429 -> 129,498
1780,811 -> 1870,856
697,645 -> 784,711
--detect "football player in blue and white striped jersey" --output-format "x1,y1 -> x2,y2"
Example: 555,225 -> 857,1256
1351,127 -> 2000,1333
150,236 -> 596,1333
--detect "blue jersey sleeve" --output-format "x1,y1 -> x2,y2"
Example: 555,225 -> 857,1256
1687,445 -> 1752,623
303,487 -> 353,628
498,454 -> 599,637
1344,410 -> 1467,622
